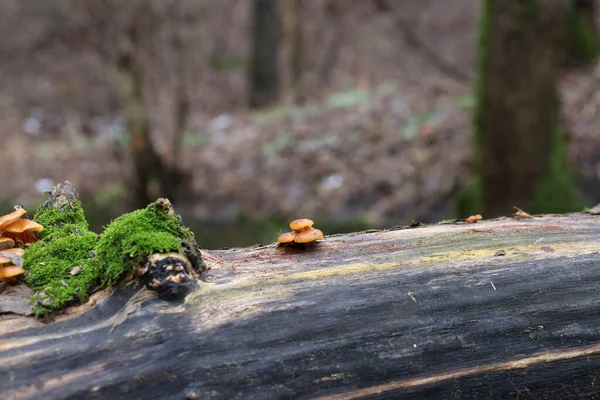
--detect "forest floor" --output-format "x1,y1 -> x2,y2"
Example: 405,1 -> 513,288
4,64 -> 600,231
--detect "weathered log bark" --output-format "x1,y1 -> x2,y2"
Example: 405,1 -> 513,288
3,213 -> 600,398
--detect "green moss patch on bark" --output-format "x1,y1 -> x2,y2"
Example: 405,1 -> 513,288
24,197 -> 198,318
33,201 -> 89,239
25,202 -> 99,317
94,200 -> 194,286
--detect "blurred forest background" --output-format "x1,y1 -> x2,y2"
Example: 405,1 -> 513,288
1,0 -> 599,248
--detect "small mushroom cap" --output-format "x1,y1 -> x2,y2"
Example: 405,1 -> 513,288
289,219 -> 314,231
277,231 -> 297,244
1,248 -> 25,257
0,248 -> 25,267
0,207 -> 26,230
0,265 -> 25,280
0,237 -> 15,250
465,214 -> 483,224
294,228 -> 324,243
3,219 -> 44,233
0,255 -> 11,265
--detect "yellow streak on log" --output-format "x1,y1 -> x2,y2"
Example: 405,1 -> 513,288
193,240 -> 600,296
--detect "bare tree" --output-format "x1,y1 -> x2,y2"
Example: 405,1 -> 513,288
248,0 -> 282,108
112,1 -> 169,207
316,0 -> 346,87
284,0 -> 305,104
81,0 -> 193,208
465,0 -> 581,217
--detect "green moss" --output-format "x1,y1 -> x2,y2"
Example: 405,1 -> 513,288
33,201 -> 89,239
24,232 -> 99,317
94,200 -> 194,285
24,199 -> 195,317
25,204 -> 98,317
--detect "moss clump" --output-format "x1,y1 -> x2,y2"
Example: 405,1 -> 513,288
94,199 -> 194,286
24,196 -> 197,318
24,232 -> 99,318
24,204 -> 99,317
33,201 -> 89,239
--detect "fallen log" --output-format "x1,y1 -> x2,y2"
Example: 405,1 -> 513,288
2,212 -> 600,399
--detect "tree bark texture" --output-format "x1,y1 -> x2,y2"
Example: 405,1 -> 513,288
249,0 -> 282,108
475,0 -> 577,218
4,213 -> 600,398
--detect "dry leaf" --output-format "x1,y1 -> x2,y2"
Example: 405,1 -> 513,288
513,207 -> 532,218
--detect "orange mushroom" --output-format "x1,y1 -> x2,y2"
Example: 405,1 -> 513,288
1,248 -> 25,257
289,219 -> 314,231
294,228 -> 324,244
0,248 -> 25,267
0,246 -> 25,281
277,231 -> 298,244
0,237 -> 15,250
465,214 -> 482,224
277,218 -> 324,247
0,265 -> 25,280
3,219 -> 44,234
0,206 -> 26,230
2,218 -> 43,246
0,205 -> 45,256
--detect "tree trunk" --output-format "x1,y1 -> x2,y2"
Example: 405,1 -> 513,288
568,0 -> 599,65
248,0 -> 282,108
4,213 -> 600,398
116,43 -> 162,209
284,0 -> 305,104
473,0 -> 580,218
115,1 -> 181,209
317,0 -> 345,87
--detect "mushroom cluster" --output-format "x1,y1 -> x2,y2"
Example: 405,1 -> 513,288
277,218 -> 324,247
0,205 -> 44,282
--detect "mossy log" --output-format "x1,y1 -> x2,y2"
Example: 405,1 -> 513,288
3,213 -> 600,398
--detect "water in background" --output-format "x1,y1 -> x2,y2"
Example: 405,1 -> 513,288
83,203 -> 367,250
